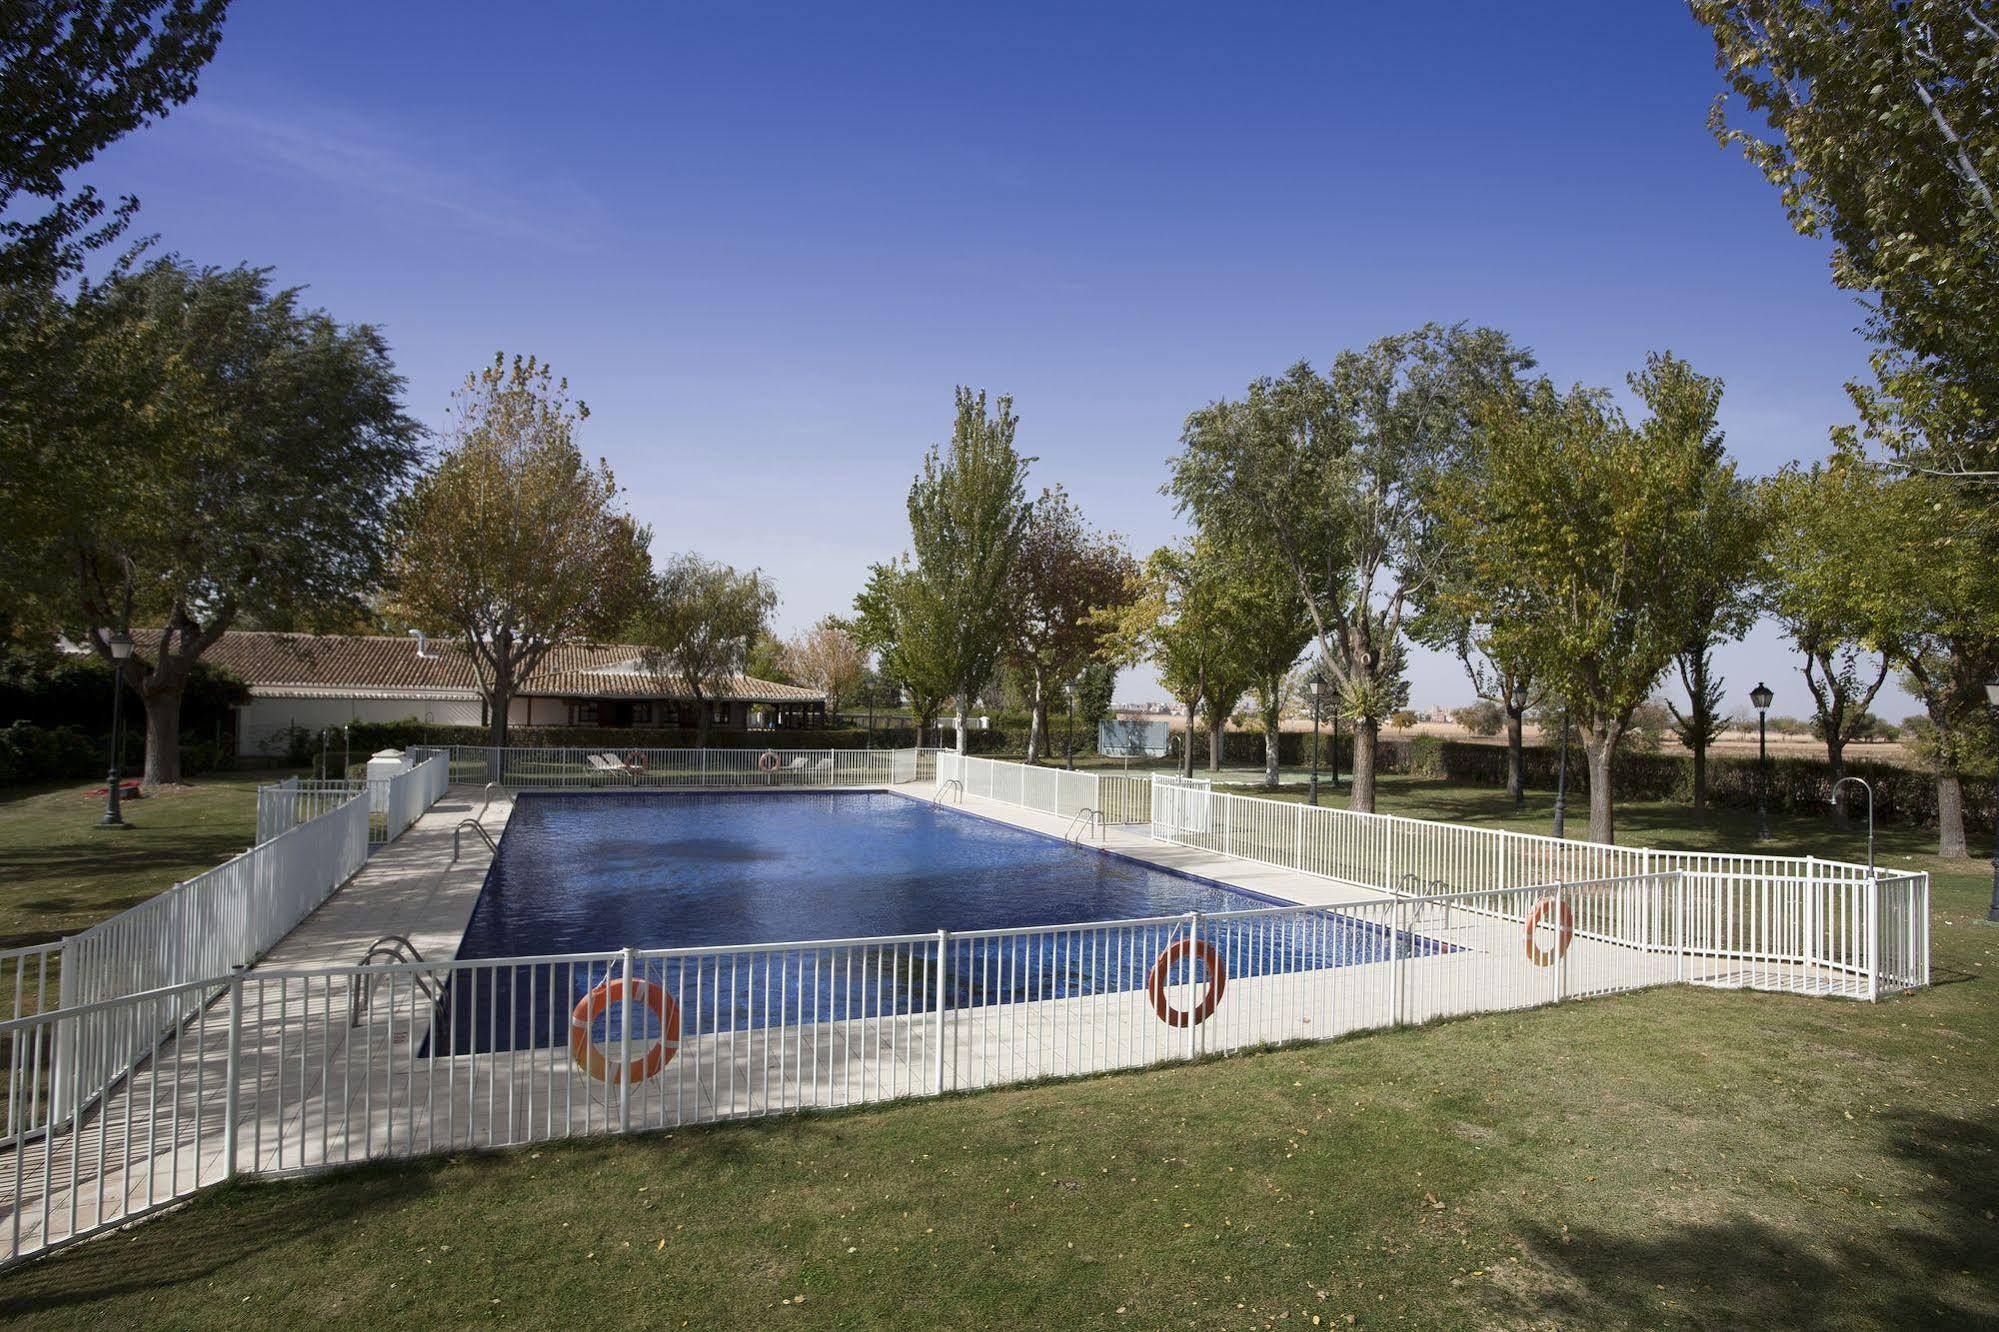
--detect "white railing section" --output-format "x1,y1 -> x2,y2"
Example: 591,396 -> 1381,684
0,869 -> 1725,1266
44,793 -> 373,1128
411,746 -> 921,790
257,755 -> 449,847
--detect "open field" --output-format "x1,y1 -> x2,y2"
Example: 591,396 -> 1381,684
0,778 -> 1990,1329
0,772 -> 281,952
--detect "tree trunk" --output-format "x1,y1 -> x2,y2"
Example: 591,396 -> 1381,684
1937,771 -> 1968,859
953,705 -> 968,755
695,696 -> 711,748
1026,673 -> 1046,766
1348,717 -> 1378,812
1503,708 -> 1523,805
1181,700 -> 1196,778
1264,714 -> 1281,789
1583,725 -> 1620,845
486,684 -> 512,749
1690,732 -> 1708,822
1208,716 -> 1224,773
1826,736 -> 1849,825
139,684 -> 183,787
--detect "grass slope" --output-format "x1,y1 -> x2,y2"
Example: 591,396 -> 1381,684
0,778 -> 1993,1329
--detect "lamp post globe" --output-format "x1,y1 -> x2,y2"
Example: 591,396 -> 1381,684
1751,682 -> 1773,842
99,630 -> 134,829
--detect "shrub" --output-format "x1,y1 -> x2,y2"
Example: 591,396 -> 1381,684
0,722 -> 101,786
1452,701 -> 1503,737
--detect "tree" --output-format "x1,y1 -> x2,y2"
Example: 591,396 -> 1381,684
1431,359 -> 1741,843
1068,660 -> 1118,757
1763,460 -> 1896,822
0,1 -> 230,284
1003,486 -> 1135,764
1646,357 -> 1762,821
391,354 -> 651,748
887,387 -> 1033,753
1213,544 -> 1314,787
1170,325 -> 1534,812
21,260 -> 422,784
783,617 -> 866,719
627,554 -> 777,744
1106,543 -> 1232,780
1695,0 -> 1999,480
852,556 -> 953,736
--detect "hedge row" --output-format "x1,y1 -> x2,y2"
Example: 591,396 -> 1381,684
0,721 -> 224,787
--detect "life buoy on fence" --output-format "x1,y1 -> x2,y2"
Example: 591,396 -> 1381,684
569,978 -> 680,1084
1524,898 -> 1574,967
624,750 -> 647,773
758,750 -> 781,773
1146,937 -> 1227,1027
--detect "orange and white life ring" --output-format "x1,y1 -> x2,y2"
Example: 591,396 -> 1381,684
757,750 -> 781,773
624,749 -> 647,773
569,978 -> 680,1084
1145,937 -> 1227,1027
1524,898 -> 1574,967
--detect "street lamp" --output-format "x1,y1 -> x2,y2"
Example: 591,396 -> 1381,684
1307,671 -> 1326,806
1064,680 -> 1078,772
100,631 -> 133,829
1984,679 -> 1999,923
1751,681 -> 1774,842
1552,703 -> 1570,839
1831,775 -> 1875,880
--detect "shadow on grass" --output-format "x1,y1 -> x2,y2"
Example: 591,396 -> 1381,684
1493,1108 -> 1999,1329
0,1165 -> 439,1320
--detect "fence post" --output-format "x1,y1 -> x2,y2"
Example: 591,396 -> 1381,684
1865,876 -> 1881,1002
618,947 -> 636,1130
1186,912 -> 1201,1061
1674,872 -> 1687,984
933,928 -> 949,1095
1552,884 -> 1565,1004
223,969 -> 244,1180
1388,900 -> 1403,1026
1294,803 -> 1304,872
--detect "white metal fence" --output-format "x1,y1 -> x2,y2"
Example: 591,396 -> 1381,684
256,755 -> 449,847
934,752 -> 1153,827
411,745 -> 920,790
0,866 -> 1736,1266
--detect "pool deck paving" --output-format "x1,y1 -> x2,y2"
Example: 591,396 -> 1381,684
0,776 -> 1857,1261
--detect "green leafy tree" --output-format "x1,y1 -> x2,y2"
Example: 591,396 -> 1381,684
1214,544 -> 1315,787
1067,660 -> 1118,763
1107,543 -> 1232,779
782,617 -> 867,719
391,355 -> 652,748
0,1 -> 230,284
1431,357 -> 1742,843
1694,1 -> 1999,480
1762,459 -> 1896,822
1003,486 -> 1135,764
852,556 -> 953,735
22,260 -> 422,785
885,388 -> 1033,753
1170,325 -> 1533,811
628,554 -> 778,744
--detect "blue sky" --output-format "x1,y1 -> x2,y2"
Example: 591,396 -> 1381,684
83,1 -> 1911,720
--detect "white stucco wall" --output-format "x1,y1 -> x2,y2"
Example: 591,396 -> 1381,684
237,696 -> 481,755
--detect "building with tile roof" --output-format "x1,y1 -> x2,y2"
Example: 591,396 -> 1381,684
128,630 -> 826,753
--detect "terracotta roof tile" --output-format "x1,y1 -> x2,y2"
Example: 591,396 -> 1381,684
128,630 -> 823,704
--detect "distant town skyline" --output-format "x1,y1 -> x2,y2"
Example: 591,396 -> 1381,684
77,2 -> 1911,721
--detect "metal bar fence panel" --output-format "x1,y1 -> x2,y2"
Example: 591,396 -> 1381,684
408,746 -> 923,791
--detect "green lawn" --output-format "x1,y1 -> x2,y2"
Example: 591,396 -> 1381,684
0,777 -> 1993,1329
0,770 -> 281,952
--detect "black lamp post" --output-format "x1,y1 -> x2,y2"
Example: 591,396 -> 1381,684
1751,681 -> 1774,842
1307,670 -> 1326,807
100,631 -> 133,829
1552,703 -> 1570,839
1984,679 -> 1999,923
1064,680 -> 1077,772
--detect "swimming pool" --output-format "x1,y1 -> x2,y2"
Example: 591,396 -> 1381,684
435,791 -> 1440,1053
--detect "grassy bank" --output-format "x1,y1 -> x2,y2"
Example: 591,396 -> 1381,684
0,781 -> 1992,1328
0,771 -> 277,951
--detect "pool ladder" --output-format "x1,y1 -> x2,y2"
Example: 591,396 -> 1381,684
1063,807 -> 1102,843
933,778 -> 963,806
453,818 -> 497,862
1397,873 -> 1453,926
350,934 -> 445,1026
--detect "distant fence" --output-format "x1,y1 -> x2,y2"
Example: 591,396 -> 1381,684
412,746 -> 920,789
257,755 -> 449,847
934,752 -> 1154,827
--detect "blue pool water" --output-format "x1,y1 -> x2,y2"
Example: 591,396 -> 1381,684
433,791 -> 1437,1054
